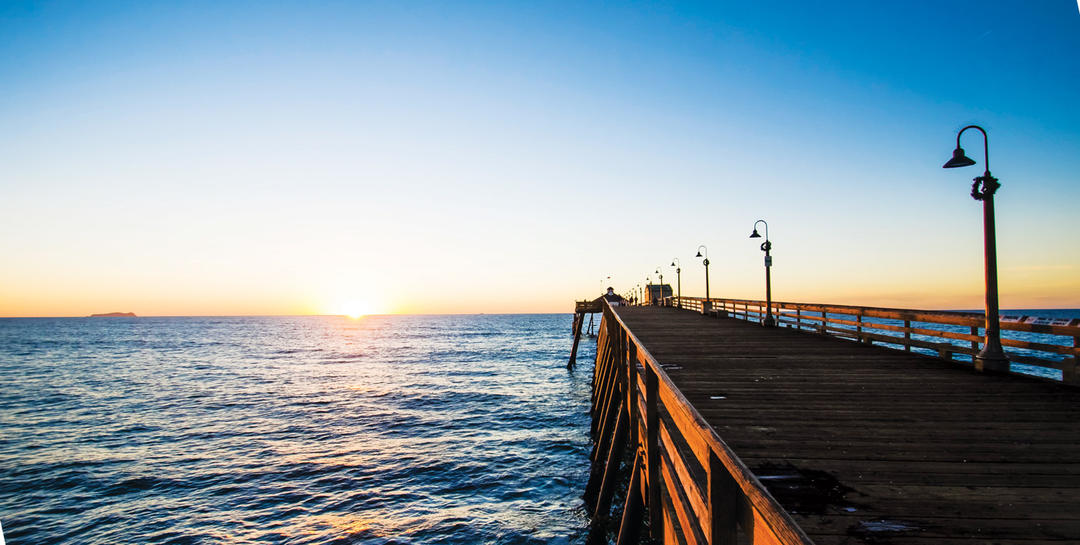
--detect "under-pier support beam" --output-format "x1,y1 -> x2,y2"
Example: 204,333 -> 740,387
567,311 -> 584,370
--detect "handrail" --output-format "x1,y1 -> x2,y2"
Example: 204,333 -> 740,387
596,298 -> 814,545
664,295 -> 1080,384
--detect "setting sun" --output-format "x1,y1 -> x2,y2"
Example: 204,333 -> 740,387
329,300 -> 376,319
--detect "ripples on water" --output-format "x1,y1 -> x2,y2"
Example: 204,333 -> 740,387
0,315 -> 594,544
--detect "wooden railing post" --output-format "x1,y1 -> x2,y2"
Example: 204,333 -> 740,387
707,450 -> 738,545
1064,336 -> 1079,385
645,363 -> 661,538
904,320 -> 912,351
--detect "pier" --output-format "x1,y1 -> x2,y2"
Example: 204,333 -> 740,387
579,297 -> 1080,544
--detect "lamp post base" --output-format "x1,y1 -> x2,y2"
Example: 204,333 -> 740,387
974,346 -> 1009,374
974,329 -> 1009,373
763,316 -> 776,328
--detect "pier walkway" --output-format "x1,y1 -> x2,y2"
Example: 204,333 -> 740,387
583,302 -> 1080,545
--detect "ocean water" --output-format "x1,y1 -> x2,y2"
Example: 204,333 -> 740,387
0,315 -> 594,544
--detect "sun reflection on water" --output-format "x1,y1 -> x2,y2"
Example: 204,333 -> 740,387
0,314 -> 593,544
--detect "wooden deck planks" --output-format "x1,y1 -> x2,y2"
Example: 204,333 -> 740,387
612,305 -> 1080,545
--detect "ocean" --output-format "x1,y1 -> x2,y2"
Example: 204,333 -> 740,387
3,308 -> 1076,544
0,315 -> 594,544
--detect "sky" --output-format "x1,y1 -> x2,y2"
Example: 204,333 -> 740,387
1,1 -> 1079,316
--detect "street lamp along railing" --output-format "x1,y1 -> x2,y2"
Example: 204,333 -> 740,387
655,267 -> 665,306
695,245 -> 711,313
671,258 -> 682,308
943,124 -> 1009,373
749,220 -> 776,327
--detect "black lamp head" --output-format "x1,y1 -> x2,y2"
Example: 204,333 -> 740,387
670,261 -> 675,266
943,147 -> 976,169
695,251 -> 702,257
749,228 -> 761,238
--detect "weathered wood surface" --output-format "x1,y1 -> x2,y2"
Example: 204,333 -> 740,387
612,304 -> 1080,544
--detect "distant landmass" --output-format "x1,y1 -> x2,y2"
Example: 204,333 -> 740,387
89,312 -> 137,317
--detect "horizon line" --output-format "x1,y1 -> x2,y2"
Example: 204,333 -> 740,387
4,306 -> 1080,319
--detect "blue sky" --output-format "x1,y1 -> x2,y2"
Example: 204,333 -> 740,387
2,1 -> 1078,315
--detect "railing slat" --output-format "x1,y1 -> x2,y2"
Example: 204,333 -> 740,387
659,416 -> 709,529
660,442 -> 708,545
658,380 -> 711,470
1006,352 -> 1075,371
1000,336 -> 1080,356
661,490 -> 684,545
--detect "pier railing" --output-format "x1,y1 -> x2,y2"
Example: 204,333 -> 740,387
585,298 -> 813,545
667,296 -> 1080,384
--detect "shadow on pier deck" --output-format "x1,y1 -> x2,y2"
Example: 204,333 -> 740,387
584,302 -> 1080,545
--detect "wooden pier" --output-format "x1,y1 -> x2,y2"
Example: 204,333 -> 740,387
582,299 -> 1080,544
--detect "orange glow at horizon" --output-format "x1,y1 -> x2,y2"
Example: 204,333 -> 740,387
326,300 -> 378,319
0,254 -> 1078,317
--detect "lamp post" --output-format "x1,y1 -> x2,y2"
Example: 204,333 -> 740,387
646,276 -> 653,305
943,125 -> 1009,373
655,267 -> 666,306
671,258 -> 682,308
636,283 -> 642,306
749,220 -> 775,327
695,245 -> 710,302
